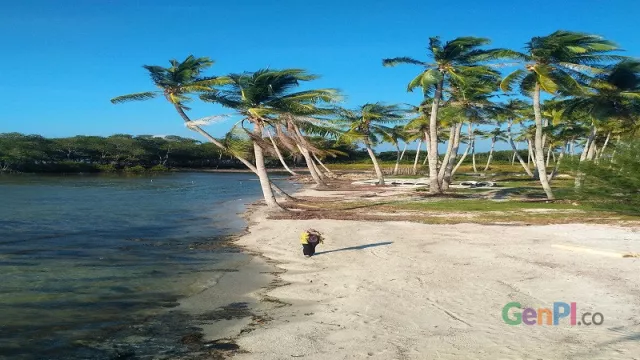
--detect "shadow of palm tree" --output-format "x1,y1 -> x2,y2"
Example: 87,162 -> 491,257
314,241 -> 393,256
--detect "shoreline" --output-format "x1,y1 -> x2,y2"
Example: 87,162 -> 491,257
218,184 -> 640,359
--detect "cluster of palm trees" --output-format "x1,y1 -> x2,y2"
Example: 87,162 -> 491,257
112,30 -> 639,208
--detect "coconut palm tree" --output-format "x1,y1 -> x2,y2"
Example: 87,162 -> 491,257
500,31 -> 622,199
201,69 -> 339,209
562,59 -> 640,161
439,72 -> 500,189
383,36 -> 512,193
110,56 -> 299,203
404,103 -> 431,175
494,99 -> 535,176
110,56 -> 232,153
337,103 -> 406,185
379,125 -> 410,175
481,127 -> 509,171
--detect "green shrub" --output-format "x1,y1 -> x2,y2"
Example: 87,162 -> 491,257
149,164 -> 169,172
124,165 -> 146,173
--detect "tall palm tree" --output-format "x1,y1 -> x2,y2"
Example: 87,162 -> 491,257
383,36 -> 511,193
110,56 -> 298,204
500,31 -> 622,199
110,56 -> 232,153
338,103 -> 406,185
201,69 -> 339,208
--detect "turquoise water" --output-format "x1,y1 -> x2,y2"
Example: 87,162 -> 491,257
0,172 -> 291,359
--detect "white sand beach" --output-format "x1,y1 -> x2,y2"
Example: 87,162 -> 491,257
224,194 -> 640,359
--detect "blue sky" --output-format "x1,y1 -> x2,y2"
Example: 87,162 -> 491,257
1,0 -> 638,152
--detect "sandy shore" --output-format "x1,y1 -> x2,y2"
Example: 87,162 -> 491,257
201,187 -> 640,359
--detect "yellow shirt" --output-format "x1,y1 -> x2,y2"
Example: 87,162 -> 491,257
300,232 -> 309,244
300,232 -> 322,244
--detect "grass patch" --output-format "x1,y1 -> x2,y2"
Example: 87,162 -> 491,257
386,199 -> 585,212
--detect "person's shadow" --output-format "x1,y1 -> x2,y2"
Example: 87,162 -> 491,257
313,241 -> 393,256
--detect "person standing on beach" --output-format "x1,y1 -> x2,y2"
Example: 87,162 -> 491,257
300,229 -> 323,257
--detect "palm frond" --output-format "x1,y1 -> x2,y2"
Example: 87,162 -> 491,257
110,91 -> 159,104
382,57 -> 427,67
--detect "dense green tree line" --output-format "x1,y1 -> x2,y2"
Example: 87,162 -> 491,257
0,133 -> 367,173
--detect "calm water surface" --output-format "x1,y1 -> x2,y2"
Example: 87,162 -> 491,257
0,172 -> 292,359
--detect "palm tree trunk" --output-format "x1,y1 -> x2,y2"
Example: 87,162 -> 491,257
289,122 -> 326,186
452,143 -> 470,176
471,141 -> 477,173
549,141 -> 568,183
532,83 -> 555,200
507,120 -> 533,177
442,122 -> 463,191
468,123 -> 478,173
575,124 -> 597,189
309,154 -> 327,179
570,140 -> 575,157
545,145 -> 552,168
312,153 -> 334,176
597,131 -> 611,161
422,145 -> 429,166
365,141 -> 384,185
610,135 -> 621,164
393,143 -> 407,175
438,123 -> 456,184
297,144 -> 325,186
428,79 -> 443,194
483,138 -> 496,172
266,128 -> 297,176
252,123 -> 282,210
580,124 -> 597,162
587,142 -> 598,161
412,138 -> 422,175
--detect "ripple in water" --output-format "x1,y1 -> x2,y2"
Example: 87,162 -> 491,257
0,172 -> 292,359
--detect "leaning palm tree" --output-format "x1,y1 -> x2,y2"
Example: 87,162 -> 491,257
379,125 -> 409,175
383,36 -> 512,193
495,99 -> 535,177
110,56 -> 230,152
201,69 -> 339,208
110,56 -> 297,200
337,103 -> 406,185
404,102 -> 431,175
500,31 -> 622,199
482,127 -> 509,171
